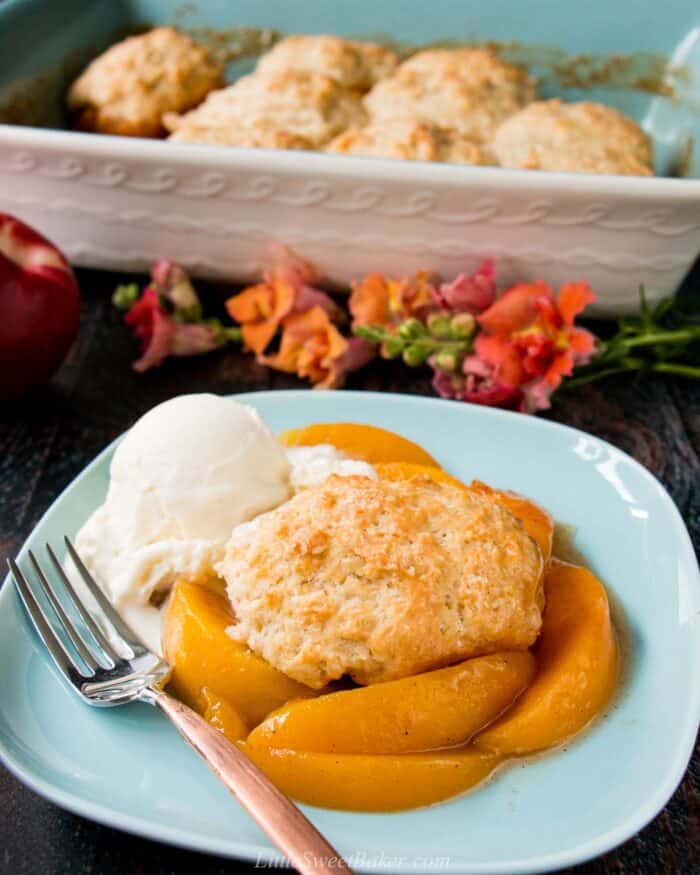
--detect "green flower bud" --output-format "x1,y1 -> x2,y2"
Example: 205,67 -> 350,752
427,312 -> 453,339
402,344 -> 431,367
450,313 -> 476,339
433,349 -> 460,372
398,318 -> 427,340
112,282 -> 141,310
383,337 -> 404,359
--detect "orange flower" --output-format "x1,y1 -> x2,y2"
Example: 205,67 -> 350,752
473,280 -> 596,411
226,255 -> 340,355
262,306 -> 374,389
349,271 -> 434,329
226,276 -> 295,355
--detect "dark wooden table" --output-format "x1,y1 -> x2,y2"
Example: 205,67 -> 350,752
1,267 -> 698,875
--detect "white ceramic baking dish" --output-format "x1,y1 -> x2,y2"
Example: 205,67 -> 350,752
1,0 -> 699,315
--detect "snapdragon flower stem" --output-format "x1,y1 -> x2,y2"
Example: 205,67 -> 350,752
563,365 -> 638,389
652,362 -> 700,379
405,339 -> 470,350
219,327 -> 243,342
565,358 -> 700,390
612,326 -> 700,351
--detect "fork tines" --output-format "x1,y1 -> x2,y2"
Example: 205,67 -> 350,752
8,537 -> 142,681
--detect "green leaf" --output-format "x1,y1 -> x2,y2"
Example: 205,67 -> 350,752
651,296 -> 676,324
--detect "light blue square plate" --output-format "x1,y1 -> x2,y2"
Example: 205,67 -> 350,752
1,391 -> 698,874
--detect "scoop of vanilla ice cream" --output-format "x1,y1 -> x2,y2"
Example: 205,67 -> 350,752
74,394 -> 291,650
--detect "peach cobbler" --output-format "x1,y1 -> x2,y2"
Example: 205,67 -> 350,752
74,395 -> 618,811
65,29 -> 653,174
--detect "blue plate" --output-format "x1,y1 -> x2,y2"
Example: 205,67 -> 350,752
1,391 -> 698,874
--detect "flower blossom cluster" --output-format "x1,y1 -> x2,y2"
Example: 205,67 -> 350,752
115,252 -> 598,413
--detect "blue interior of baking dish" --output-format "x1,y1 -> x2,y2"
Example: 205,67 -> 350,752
0,0 -> 698,177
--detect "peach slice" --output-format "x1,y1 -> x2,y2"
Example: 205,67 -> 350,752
162,581 -> 316,726
247,651 -> 536,755
202,687 -> 249,743
240,742 -> 501,811
278,422 -> 438,466
474,560 -> 618,755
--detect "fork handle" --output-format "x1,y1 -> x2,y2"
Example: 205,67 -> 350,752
148,687 -> 351,875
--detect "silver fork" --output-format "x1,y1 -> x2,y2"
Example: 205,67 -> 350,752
8,538 -> 350,875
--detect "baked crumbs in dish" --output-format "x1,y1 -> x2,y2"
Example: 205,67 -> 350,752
65,29 -> 654,174
66,26 -> 224,137
326,119 -> 490,164
164,69 -> 367,149
255,34 -> 399,91
492,99 -> 654,176
363,48 -> 537,147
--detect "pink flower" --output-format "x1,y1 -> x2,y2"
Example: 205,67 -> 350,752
124,287 -> 223,372
432,355 -> 523,410
431,259 -> 496,314
150,259 -> 200,311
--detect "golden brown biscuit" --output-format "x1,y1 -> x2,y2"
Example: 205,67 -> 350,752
364,48 -> 536,144
167,120 -> 314,150
491,99 -> 653,175
67,27 -> 224,137
256,34 -> 398,91
326,119 -> 490,163
165,70 -> 367,148
220,474 -> 543,689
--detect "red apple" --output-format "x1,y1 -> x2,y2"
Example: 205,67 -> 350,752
0,214 -> 80,399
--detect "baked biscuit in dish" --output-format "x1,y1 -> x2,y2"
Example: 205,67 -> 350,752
165,70 -> 367,149
168,120 -> 314,150
492,99 -> 653,175
67,27 -> 224,137
256,34 -> 398,91
326,119 -> 490,164
220,474 -> 543,689
364,48 -> 536,144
